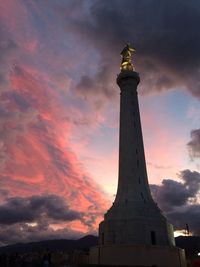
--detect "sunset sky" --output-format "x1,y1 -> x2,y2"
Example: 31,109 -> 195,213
0,0 -> 200,245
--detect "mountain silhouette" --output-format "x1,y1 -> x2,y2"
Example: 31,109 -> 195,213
0,235 -> 98,254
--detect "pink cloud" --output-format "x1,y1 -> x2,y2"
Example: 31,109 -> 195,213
0,58 -> 110,241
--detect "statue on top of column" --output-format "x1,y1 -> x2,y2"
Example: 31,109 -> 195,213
120,43 -> 135,71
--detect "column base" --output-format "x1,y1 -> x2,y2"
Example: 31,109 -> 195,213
89,244 -> 186,267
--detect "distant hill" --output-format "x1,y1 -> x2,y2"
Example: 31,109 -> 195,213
0,235 -> 98,254
0,235 -> 199,256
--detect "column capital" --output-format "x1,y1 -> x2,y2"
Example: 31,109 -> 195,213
117,70 -> 140,88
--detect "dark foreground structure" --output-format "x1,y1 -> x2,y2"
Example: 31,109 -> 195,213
89,46 -> 186,267
0,235 -> 199,266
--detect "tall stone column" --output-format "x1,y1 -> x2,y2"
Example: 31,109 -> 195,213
116,70 -> 152,204
89,46 -> 186,267
99,69 -> 175,247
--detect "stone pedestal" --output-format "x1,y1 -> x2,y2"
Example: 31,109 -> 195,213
89,245 -> 186,267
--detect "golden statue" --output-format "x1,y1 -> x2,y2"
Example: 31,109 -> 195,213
120,43 -> 135,71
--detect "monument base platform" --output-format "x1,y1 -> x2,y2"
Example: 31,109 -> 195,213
89,245 -> 186,267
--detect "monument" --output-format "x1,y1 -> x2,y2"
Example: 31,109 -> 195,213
89,45 -> 186,267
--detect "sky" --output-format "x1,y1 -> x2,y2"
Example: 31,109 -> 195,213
0,0 -> 200,245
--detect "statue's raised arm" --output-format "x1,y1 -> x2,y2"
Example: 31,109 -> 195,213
120,43 -> 135,71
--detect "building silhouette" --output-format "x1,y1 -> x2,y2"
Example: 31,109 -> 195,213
89,46 -> 186,267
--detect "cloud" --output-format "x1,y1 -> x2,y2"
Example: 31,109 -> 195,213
76,64 -> 116,105
0,189 -> 8,199
0,194 -> 82,225
151,180 -> 190,212
63,0 -> 200,99
150,169 -> 200,235
0,35 -> 19,90
0,8 -> 110,244
167,204 -> 200,236
0,92 -> 38,171
0,222 -> 84,246
0,194 -> 101,245
187,128 -> 200,158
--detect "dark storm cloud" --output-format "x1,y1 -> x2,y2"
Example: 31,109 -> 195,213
69,0 -> 200,99
167,205 -> 200,235
150,180 -> 190,212
0,223 -> 83,246
151,170 -> 200,211
180,169 -> 200,196
150,169 -> 200,235
0,193 -> 96,245
187,128 -> 200,158
0,194 -> 82,225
